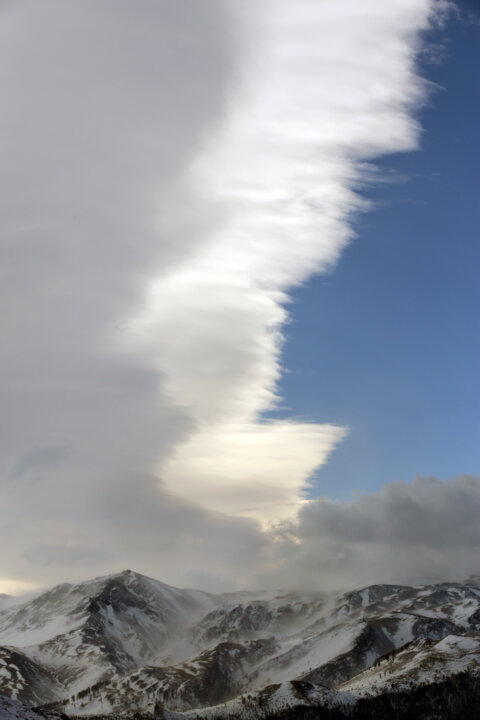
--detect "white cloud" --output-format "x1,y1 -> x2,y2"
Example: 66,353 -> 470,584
135,0 -> 437,522
0,0 -> 455,588
161,421 -> 346,524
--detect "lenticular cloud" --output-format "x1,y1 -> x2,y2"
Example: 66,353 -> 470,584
135,0 -> 439,523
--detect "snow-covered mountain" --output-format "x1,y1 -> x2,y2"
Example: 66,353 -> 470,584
0,571 -> 478,718
0,570 -> 227,705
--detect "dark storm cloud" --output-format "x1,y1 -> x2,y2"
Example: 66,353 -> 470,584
268,475 -> 480,589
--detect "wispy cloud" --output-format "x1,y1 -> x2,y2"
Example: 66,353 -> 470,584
136,0 -> 438,522
0,0 -> 458,589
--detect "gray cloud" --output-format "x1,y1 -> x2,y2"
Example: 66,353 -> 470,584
4,471 -> 266,591
267,475 -> 480,590
10,445 -> 67,479
0,0 -> 248,589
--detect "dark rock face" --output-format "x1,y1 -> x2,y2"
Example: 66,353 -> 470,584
468,607 -> 480,632
411,615 -> 459,640
192,602 -> 306,647
196,604 -> 276,642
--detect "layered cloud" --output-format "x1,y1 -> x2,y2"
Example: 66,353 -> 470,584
131,0 -> 441,521
0,0 -> 463,591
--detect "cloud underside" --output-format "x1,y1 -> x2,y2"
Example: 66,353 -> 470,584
2,475 -> 479,593
0,0 -> 468,591
269,475 -> 480,589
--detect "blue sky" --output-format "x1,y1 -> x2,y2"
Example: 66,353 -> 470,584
276,10 -> 480,499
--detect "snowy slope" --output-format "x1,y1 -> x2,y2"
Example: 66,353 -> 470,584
0,647 -> 63,706
0,570 -> 228,704
166,680 -> 355,720
63,638 -> 278,715
0,572 -> 478,716
191,593 -> 326,649
340,634 -> 480,696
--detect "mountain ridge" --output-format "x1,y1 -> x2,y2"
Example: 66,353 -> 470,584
0,570 -> 478,717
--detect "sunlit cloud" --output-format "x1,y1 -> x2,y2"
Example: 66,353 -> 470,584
161,421 -> 347,524
134,0 -> 437,522
0,579 -> 39,596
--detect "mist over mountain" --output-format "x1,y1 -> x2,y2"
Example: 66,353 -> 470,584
0,596 -> 13,611
0,570 -> 478,719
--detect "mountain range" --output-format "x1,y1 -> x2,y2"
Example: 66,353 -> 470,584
0,570 -> 479,719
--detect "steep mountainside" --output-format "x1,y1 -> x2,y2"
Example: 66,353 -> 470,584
0,571 -> 478,717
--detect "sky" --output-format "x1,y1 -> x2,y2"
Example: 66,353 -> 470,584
0,0 -> 478,595
276,2 -> 480,499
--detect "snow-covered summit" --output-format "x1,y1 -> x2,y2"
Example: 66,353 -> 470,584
0,572 -> 478,715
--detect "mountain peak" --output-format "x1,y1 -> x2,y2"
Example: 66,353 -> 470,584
117,568 -> 135,577
0,576 -> 479,717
